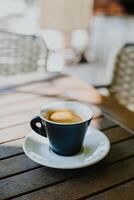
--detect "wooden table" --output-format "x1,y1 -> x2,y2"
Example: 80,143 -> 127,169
0,73 -> 134,200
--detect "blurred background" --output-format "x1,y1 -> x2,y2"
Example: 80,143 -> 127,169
0,0 -> 134,86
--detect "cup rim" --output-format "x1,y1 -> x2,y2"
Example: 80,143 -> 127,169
39,101 -> 94,125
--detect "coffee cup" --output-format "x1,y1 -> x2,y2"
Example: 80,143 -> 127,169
30,101 -> 94,156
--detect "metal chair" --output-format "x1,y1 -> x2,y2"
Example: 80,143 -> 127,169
109,43 -> 134,111
0,31 -> 49,75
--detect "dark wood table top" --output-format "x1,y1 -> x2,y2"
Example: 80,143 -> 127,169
0,73 -> 134,200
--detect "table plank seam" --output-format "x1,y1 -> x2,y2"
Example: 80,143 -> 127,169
1,125 -> 133,162
0,152 -> 24,161
100,124 -> 118,131
82,177 -> 134,200
0,100 -> 41,117
4,176 -> 74,200
0,136 -> 133,181
0,137 -> 134,176
1,154 -> 134,198
0,136 -> 25,145
1,74 -> 134,200
0,96 -> 39,108
106,154 -> 134,168
0,73 -> 65,94
0,121 -> 27,131
0,165 -> 42,181
1,153 -> 134,182
0,106 -> 41,118
103,112 -> 134,135
111,135 -> 134,145
103,113 -> 120,127
6,173 -> 134,200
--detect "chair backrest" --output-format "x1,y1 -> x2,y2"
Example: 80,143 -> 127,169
0,31 -> 48,75
109,43 -> 134,111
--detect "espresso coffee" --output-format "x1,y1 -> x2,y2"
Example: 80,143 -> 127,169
45,109 -> 82,124
31,101 -> 93,156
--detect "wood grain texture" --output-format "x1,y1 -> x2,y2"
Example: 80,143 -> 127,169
0,92 -> 37,107
100,96 -> 134,134
0,167 -> 74,200
1,74 -> 133,133
0,97 -> 46,117
0,72 -> 63,92
103,126 -> 134,143
104,138 -> 134,164
0,97 -> 58,130
0,110 -> 38,130
0,136 -> 134,180
12,157 -> 134,200
0,138 -> 23,160
2,123 -> 125,178
87,180 -> 134,200
0,124 -> 30,144
0,154 -> 39,179
91,116 -> 117,130
0,73 -> 134,200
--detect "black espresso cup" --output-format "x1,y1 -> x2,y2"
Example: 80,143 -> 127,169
30,101 -> 94,156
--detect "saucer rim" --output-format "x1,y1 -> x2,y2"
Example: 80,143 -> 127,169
23,127 -> 110,169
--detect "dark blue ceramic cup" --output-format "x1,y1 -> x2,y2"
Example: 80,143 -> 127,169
30,101 -> 94,156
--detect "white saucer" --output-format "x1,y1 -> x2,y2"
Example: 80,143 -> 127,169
23,127 -> 110,169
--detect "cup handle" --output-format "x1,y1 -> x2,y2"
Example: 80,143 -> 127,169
30,116 -> 47,137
